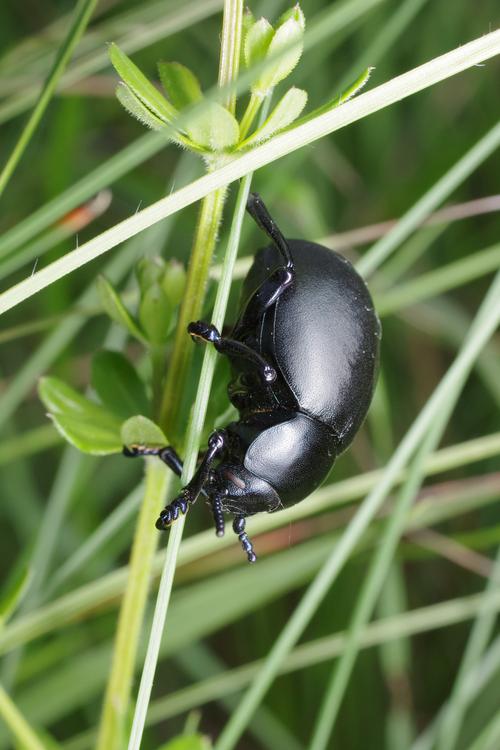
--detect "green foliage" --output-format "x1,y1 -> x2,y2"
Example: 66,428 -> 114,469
108,3 -> 368,159
0,564 -> 30,630
38,377 -> 123,454
2,1 -> 500,750
156,733 -> 212,750
121,415 -> 167,448
158,62 -> 203,110
91,351 -> 150,420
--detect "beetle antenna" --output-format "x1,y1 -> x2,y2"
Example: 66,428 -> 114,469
247,192 -> 294,271
233,515 -> 257,563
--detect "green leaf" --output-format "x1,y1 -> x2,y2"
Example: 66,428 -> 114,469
91,350 -> 150,420
139,283 -> 172,344
115,82 -> 167,132
185,101 -> 239,151
97,275 -> 145,342
39,377 -> 122,455
51,413 -> 123,455
294,67 -> 373,126
162,259 -> 186,308
158,61 -> 202,110
109,43 -> 177,125
0,564 -> 31,629
256,5 -> 305,93
244,17 -> 274,69
121,415 -> 167,448
156,734 -> 212,750
241,87 -> 307,147
136,256 -> 166,293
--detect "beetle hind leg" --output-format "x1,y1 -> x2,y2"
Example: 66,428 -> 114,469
233,515 -> 257,563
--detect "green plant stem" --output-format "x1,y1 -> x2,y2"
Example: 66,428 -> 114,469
0,0 -> 98,197
95,459 -> 171,750
159,185 -> 227,440
0,684 -> 47,750
239,93 -> 263,140
128,154 -> 260,750
218,0 -> 243,114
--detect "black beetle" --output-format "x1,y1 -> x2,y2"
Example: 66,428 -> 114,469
125,193 -> 381,561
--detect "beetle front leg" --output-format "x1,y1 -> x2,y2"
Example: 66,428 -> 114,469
188,321 -> 276,383
155,429 -> 228,530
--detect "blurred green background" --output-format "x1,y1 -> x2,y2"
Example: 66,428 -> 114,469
0,1 -> 499,748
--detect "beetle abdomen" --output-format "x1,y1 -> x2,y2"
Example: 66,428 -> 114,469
249,241 -> 380,449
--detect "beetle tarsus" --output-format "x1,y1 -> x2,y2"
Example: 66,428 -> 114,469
155,491 -> 190,529
233,516 -> 257,563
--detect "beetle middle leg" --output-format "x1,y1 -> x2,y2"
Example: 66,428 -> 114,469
188,320 -> 276,383
155,429 -> 228,530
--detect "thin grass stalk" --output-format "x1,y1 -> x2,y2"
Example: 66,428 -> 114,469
214,271 -> 500,750
2,30 -> 499,315
309,392 -> 461,750
0,684 -> 47,750
0,425 -> 59,465
95,461 -> 171,750
434,545 -> 500,750
410,638 -> 500,750
64,596 -> 500,750
0,0 -> 98,197
1,431 -> 499,659
127,142 -> 259,750
45,485 -> 143,598
0,132 -> 165,263
464,710 -> 500,750
0,0 -> 223,127
337,0 -> 432,91
376,242 -> 500,315
357,122 -> 500,278
126,4 -> 245,746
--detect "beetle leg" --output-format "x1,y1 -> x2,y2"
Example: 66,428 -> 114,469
188,320 -> 276,383
247,192 -> 294,271
155,429 -> 228,530
210,494 -> 226,537
232,516 -> 257,563
123,444 -> 183,476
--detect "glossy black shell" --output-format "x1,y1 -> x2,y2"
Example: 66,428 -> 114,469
240,240 -> 381,450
